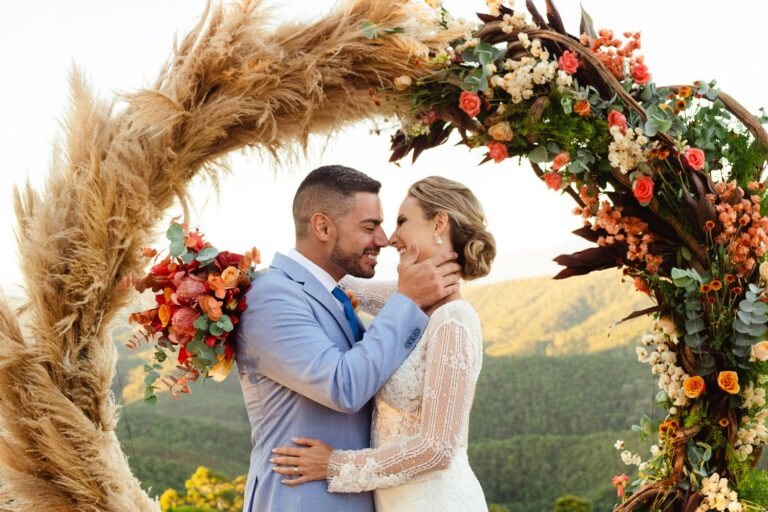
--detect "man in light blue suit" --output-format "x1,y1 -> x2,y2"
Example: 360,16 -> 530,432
236,165 -> 460,511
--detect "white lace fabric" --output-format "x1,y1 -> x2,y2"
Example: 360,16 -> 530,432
340,276 -> 398,316
327,279 -> 483,497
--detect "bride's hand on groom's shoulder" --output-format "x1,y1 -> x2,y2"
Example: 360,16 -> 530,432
397,241 -> 461,309
271,437 -> 332,486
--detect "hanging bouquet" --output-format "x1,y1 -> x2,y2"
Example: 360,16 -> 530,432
375,0 -> 768,510
126,222 -> 260,402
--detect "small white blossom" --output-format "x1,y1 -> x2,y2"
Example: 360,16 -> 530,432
614,440 -> 625,450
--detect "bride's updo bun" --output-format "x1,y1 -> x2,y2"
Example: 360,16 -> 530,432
408,177 -> 496,281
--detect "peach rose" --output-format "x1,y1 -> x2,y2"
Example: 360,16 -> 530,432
199,295 -> 224,322
552,152 -> 570,171
459,91 -> 482,118
544,172 -> 562,191
683,376 -> 706,399
632,63 -> 650,85
684,148 -> 705,171
759,261 -> 768,283
488,121 -> 514,142
658,316 -> 678,336
558,51 -> 579,74
717,371 -> 740,395
751,341 -> 768,362
221,266 -> 241,288
487,142 -> 509,163
633,176 -> 654,206
574,99 -> 590,117
394,75 -> 412,91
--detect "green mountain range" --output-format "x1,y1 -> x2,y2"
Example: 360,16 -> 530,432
104,269 -> 667,511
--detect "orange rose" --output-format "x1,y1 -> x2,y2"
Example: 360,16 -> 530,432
487,142 -> 509,163
552,152 -> 570,171
574,100 -> 590,117
717,371 -> 740,395
221,266 -> 241,288
199,295 -> 224,322
683,376 -> 706,399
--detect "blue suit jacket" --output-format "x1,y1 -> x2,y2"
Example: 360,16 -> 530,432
235,253 -> 428,512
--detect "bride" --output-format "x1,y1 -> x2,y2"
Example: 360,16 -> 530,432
271,176 -> 496,511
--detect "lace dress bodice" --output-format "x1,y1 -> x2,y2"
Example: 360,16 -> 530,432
328,277 -> 486,511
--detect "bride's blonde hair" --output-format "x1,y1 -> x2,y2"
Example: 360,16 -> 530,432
408,176 -> 496,280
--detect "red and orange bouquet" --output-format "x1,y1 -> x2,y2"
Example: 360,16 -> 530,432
127,222 -> 260,402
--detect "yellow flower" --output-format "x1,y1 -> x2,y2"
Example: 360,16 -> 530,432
717,371 -> 740,395
488,121 -> 514,142
208,355 -> 234,382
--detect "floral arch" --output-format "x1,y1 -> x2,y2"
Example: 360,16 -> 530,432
1,1 -> 767,511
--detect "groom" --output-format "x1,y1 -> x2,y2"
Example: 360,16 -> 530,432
235,165 -> 460,512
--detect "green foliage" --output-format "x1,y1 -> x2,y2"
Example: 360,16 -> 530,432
736,469 -> 768,509
553,494 -> 594,512
488,505 -> 511,512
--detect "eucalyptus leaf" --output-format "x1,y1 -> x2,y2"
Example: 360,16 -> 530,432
528,146 -> 549,163
170,240 -> 187,258
166,223 -> 184,242
194,315 -> 210,331
209,322 -> 224,336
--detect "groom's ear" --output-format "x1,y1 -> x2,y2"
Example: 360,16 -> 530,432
310,212 -> 334,242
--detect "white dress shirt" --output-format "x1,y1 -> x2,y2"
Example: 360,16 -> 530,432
287,249 -> 343,310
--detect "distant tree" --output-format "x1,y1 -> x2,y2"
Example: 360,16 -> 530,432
488,504 -> 511,512
159,466 -> 245,512
554,494 -> 594,512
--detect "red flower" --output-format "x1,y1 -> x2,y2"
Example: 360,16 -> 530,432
205,335 -> 219,347
684,148 -> 705,171
178,345 -> 191,364
632,63 -> 651,84
634,277 -> 650,295
607,110 -> 627,133
544,172 -> 562,191
459,91 -> 482,118
487,142 -> 509,163
558,51 -> 580,74
151,256 -> 173,276
552,152 -> 570,171
633,176 -> 654,206
574,100 -> 591,117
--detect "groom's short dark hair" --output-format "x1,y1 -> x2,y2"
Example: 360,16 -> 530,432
293,165 -> 381,238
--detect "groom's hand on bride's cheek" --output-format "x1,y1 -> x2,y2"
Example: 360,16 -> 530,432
398,241 -> 461,309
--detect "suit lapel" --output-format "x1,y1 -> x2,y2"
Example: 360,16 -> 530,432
270,253 -> 355,347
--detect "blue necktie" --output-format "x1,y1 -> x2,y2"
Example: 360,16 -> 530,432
332,287 -> 364,342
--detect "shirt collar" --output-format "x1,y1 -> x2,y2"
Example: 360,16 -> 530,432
287,249 -> 338,294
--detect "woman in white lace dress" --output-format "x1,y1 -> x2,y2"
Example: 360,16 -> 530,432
271,176 -> 496,511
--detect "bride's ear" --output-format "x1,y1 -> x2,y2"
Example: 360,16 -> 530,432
434,211 -> 449,237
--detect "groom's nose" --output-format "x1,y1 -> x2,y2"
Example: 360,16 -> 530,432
373,225 -> 389,247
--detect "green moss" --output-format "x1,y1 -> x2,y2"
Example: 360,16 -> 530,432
736,469 -> 768,508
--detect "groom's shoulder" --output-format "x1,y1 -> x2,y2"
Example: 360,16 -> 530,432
246,267 -> 303,301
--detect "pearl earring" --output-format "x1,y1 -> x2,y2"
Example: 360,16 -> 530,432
434,233 -> 443,245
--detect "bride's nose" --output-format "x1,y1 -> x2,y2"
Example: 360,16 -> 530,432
388,229 -> 399,247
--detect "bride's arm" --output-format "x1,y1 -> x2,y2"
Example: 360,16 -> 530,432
339,276 -> 398,316
325,319 -> 481,493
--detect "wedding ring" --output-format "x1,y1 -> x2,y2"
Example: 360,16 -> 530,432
293,467 -> 298,474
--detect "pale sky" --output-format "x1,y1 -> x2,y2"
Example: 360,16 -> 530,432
1,0 -> 766,295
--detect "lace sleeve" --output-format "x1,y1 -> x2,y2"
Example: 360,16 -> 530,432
339,276 -> 398,316
326,319 -> 481,492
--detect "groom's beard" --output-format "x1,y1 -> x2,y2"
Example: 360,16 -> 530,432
330,241 -> 378,279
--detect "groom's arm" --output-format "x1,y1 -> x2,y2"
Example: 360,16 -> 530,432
237,279 -> 428,413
